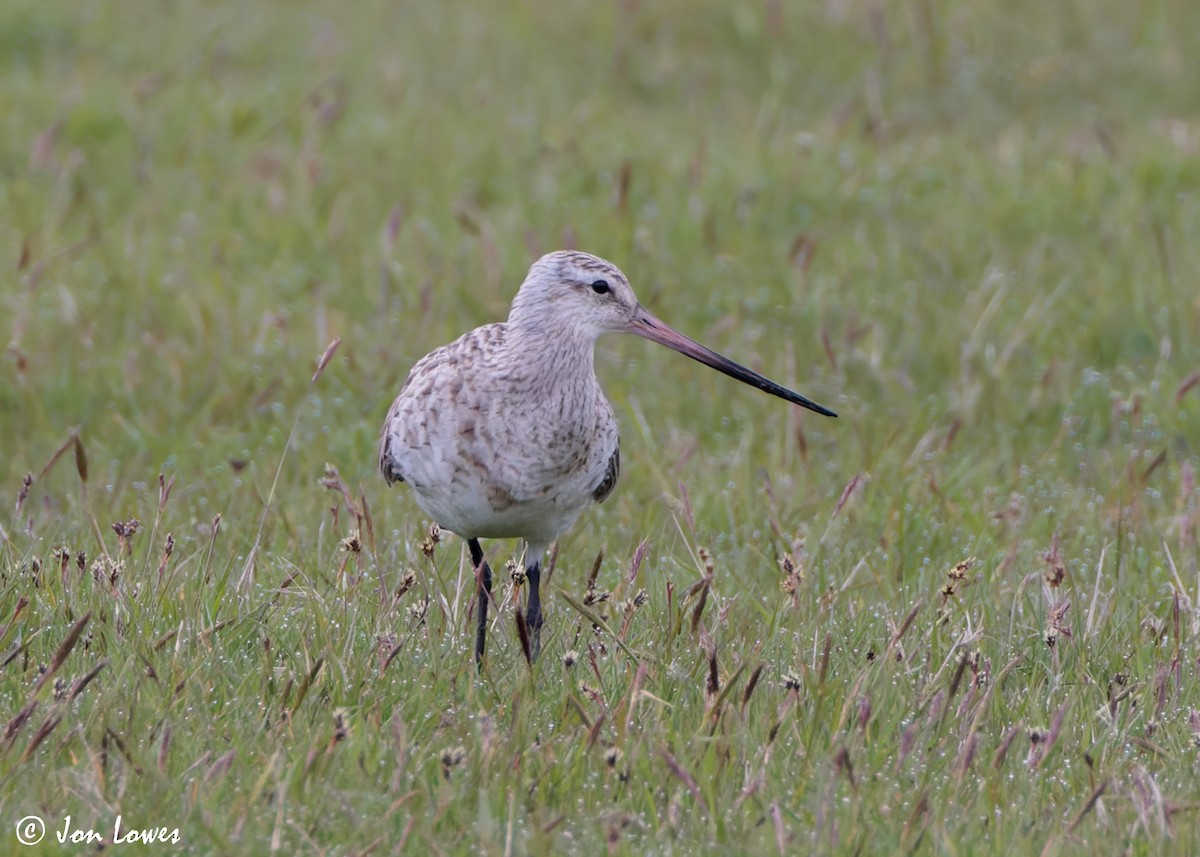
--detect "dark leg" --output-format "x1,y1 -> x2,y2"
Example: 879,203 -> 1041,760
525,558 -> 543,662
469,538 -> 492,668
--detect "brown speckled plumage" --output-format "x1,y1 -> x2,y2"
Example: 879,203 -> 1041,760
379,254 -> 624,554
378,250 -> 836,664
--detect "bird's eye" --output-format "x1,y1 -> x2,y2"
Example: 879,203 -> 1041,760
590,279 -> 610,295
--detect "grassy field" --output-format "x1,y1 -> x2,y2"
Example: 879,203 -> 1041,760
3,0 -> 1200,853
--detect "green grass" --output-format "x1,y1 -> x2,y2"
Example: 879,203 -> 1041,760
3,0 -> 1199,853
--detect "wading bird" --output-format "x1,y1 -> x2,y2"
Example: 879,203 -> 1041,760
378,251 -> 836,665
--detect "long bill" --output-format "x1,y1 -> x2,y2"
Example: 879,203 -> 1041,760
629,307 -> 838,418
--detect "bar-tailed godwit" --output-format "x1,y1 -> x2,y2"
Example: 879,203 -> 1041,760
379,251 -> 836,665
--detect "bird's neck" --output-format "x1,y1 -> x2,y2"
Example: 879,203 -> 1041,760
511,314 -> 595,357
506,321 -> 598,380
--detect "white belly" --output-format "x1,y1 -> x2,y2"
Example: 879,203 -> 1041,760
408,472 -> 594,547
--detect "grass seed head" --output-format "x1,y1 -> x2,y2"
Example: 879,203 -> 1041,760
1045,599 -> 1073,647
91,556 -> 122,585
507,556 -> 524,586
376,632 -> 397,656
15,473 -> 33,513
394,569 -> 417,599
419,524 -> 440,558
440,745 -> 466,778
857,695 -> 872,732
1042,536 -> 1066,587
949,556 -> 976,581
112,518 -> 141,555
112,518 -> 141,540
620,589 -> 647,615
340,529 -> 362,553
407,597 -> 428,624
333,709 -> 350,742
779,554 -> 805,603
940,557 -> 977,606
584,587 -> 610,606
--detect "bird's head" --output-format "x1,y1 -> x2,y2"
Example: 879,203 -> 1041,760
508,251 -> 639,339
508,250 -> 838,417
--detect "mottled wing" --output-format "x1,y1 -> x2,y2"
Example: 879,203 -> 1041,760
377,343 -> 455,485
378,366 -> 426,485
378,400 -> 406,484
592,445 -> 619,503
378,324 -> 509,494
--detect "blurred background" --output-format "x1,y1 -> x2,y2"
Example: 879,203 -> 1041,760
2,1 -> 1199,851
4,0 -> 1196,522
